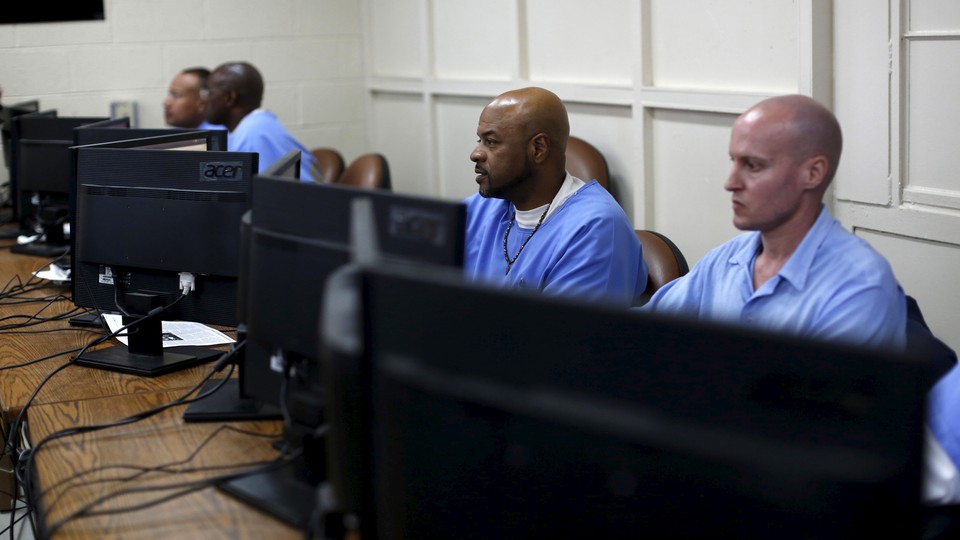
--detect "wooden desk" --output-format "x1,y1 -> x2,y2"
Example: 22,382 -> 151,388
0,250 -> 230,422
0,248 -> 302,538
27,389 -> 300,539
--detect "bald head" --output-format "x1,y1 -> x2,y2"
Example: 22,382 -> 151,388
211,62 -> 264,110
471,87 -> 571,208
205,62 -> 265,131
739,94 -> 842,188
485,87 -> 570,155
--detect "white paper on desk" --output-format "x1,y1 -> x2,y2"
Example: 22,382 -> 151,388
32,263 -> 71,284
102,313 -> 235,347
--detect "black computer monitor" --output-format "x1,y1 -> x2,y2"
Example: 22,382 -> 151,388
1,100 -> 40,170
70,141 -> 258,376
208,177 -> 466,531
73,126 -> 227,152
3,108 -> 57,231
8,112 -> 112,255
324,263 -> 938,540
0,101 -> 42,235
260,148 -> 301,178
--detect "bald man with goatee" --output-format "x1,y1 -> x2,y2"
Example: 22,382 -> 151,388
464,87 -> 647,307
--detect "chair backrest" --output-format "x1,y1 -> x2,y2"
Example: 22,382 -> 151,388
635,229 -> 689,304
335,153 -> 392,191
311,147 -> 346,183
565,136 -> 609,190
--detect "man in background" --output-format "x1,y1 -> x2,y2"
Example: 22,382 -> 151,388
205,61 -> 318,181
163,67 -> 224,130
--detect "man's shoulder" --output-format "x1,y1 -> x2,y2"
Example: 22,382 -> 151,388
817,220 -> 895,272
559,182 -> 631,223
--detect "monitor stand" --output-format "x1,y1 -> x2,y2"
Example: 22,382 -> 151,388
74,303 -> 221,377
10,241 -> 69,258
10,207 -> 70,257
182,378 -> 282,421
182,326 -> 283,422
218,432 -> 329,531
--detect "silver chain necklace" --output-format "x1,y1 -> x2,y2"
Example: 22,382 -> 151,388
502,204 -> 550,275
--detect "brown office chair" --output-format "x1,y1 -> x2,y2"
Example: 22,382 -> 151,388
565,136 -> 610,190
335,153 -> 392,191
310,147 -> 345,183
635,229 -> 690,305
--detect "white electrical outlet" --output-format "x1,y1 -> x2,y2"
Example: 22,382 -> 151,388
110,101 -> 139,127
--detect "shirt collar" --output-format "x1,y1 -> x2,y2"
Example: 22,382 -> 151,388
728,204 -> 832,292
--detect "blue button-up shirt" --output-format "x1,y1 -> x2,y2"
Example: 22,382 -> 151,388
644,205 -> 906,349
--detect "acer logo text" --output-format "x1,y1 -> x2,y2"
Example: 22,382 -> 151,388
200,161 -> 244,180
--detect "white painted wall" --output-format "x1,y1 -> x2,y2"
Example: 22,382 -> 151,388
834,0 -> 960,352
0,0 -> 367,193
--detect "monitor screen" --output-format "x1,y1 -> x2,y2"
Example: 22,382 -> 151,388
260,149 -> 301,179
8,112 -> 111,255
327,263 -> 937,539
73,127 -> 227,152
71,143 -> 258,376
210,177 -> 466,530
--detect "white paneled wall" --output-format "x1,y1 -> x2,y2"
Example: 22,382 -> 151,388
0,0 -> 366,185
363,0 -> 827,262
648,108 -> 739,262
835,0 -> 960,352
645,0 -> 799,93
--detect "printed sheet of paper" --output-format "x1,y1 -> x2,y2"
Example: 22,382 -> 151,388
102,313 -> 235,347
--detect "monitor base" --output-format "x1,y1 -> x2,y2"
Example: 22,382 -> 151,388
219,454 -> 323,530
74,345 -> 221,377
182,379 -> 282,422
10,242 -> 69,258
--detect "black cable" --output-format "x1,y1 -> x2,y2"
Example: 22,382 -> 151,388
6,293 -> 189,479
19,341 -> 241,513
0,504 -> 30,539
42,450 -> 301,538
0,344 -> 86,372
36,421 -> 279,520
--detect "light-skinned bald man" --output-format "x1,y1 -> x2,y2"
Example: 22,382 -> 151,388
644,94 -> 906,349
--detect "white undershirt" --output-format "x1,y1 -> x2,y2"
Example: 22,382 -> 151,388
514,173 -> 586,228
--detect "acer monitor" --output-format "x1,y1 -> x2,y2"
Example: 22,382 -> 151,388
69,129 -> 232,284
323,263 -> 937,540
71,141 -> 258,376
214,177 -> 466,531
8,112 -> 113,256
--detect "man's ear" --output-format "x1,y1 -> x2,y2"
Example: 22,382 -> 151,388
224,89 -> 238,109
530,133 -> 549,163
803,155 -> 830,191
